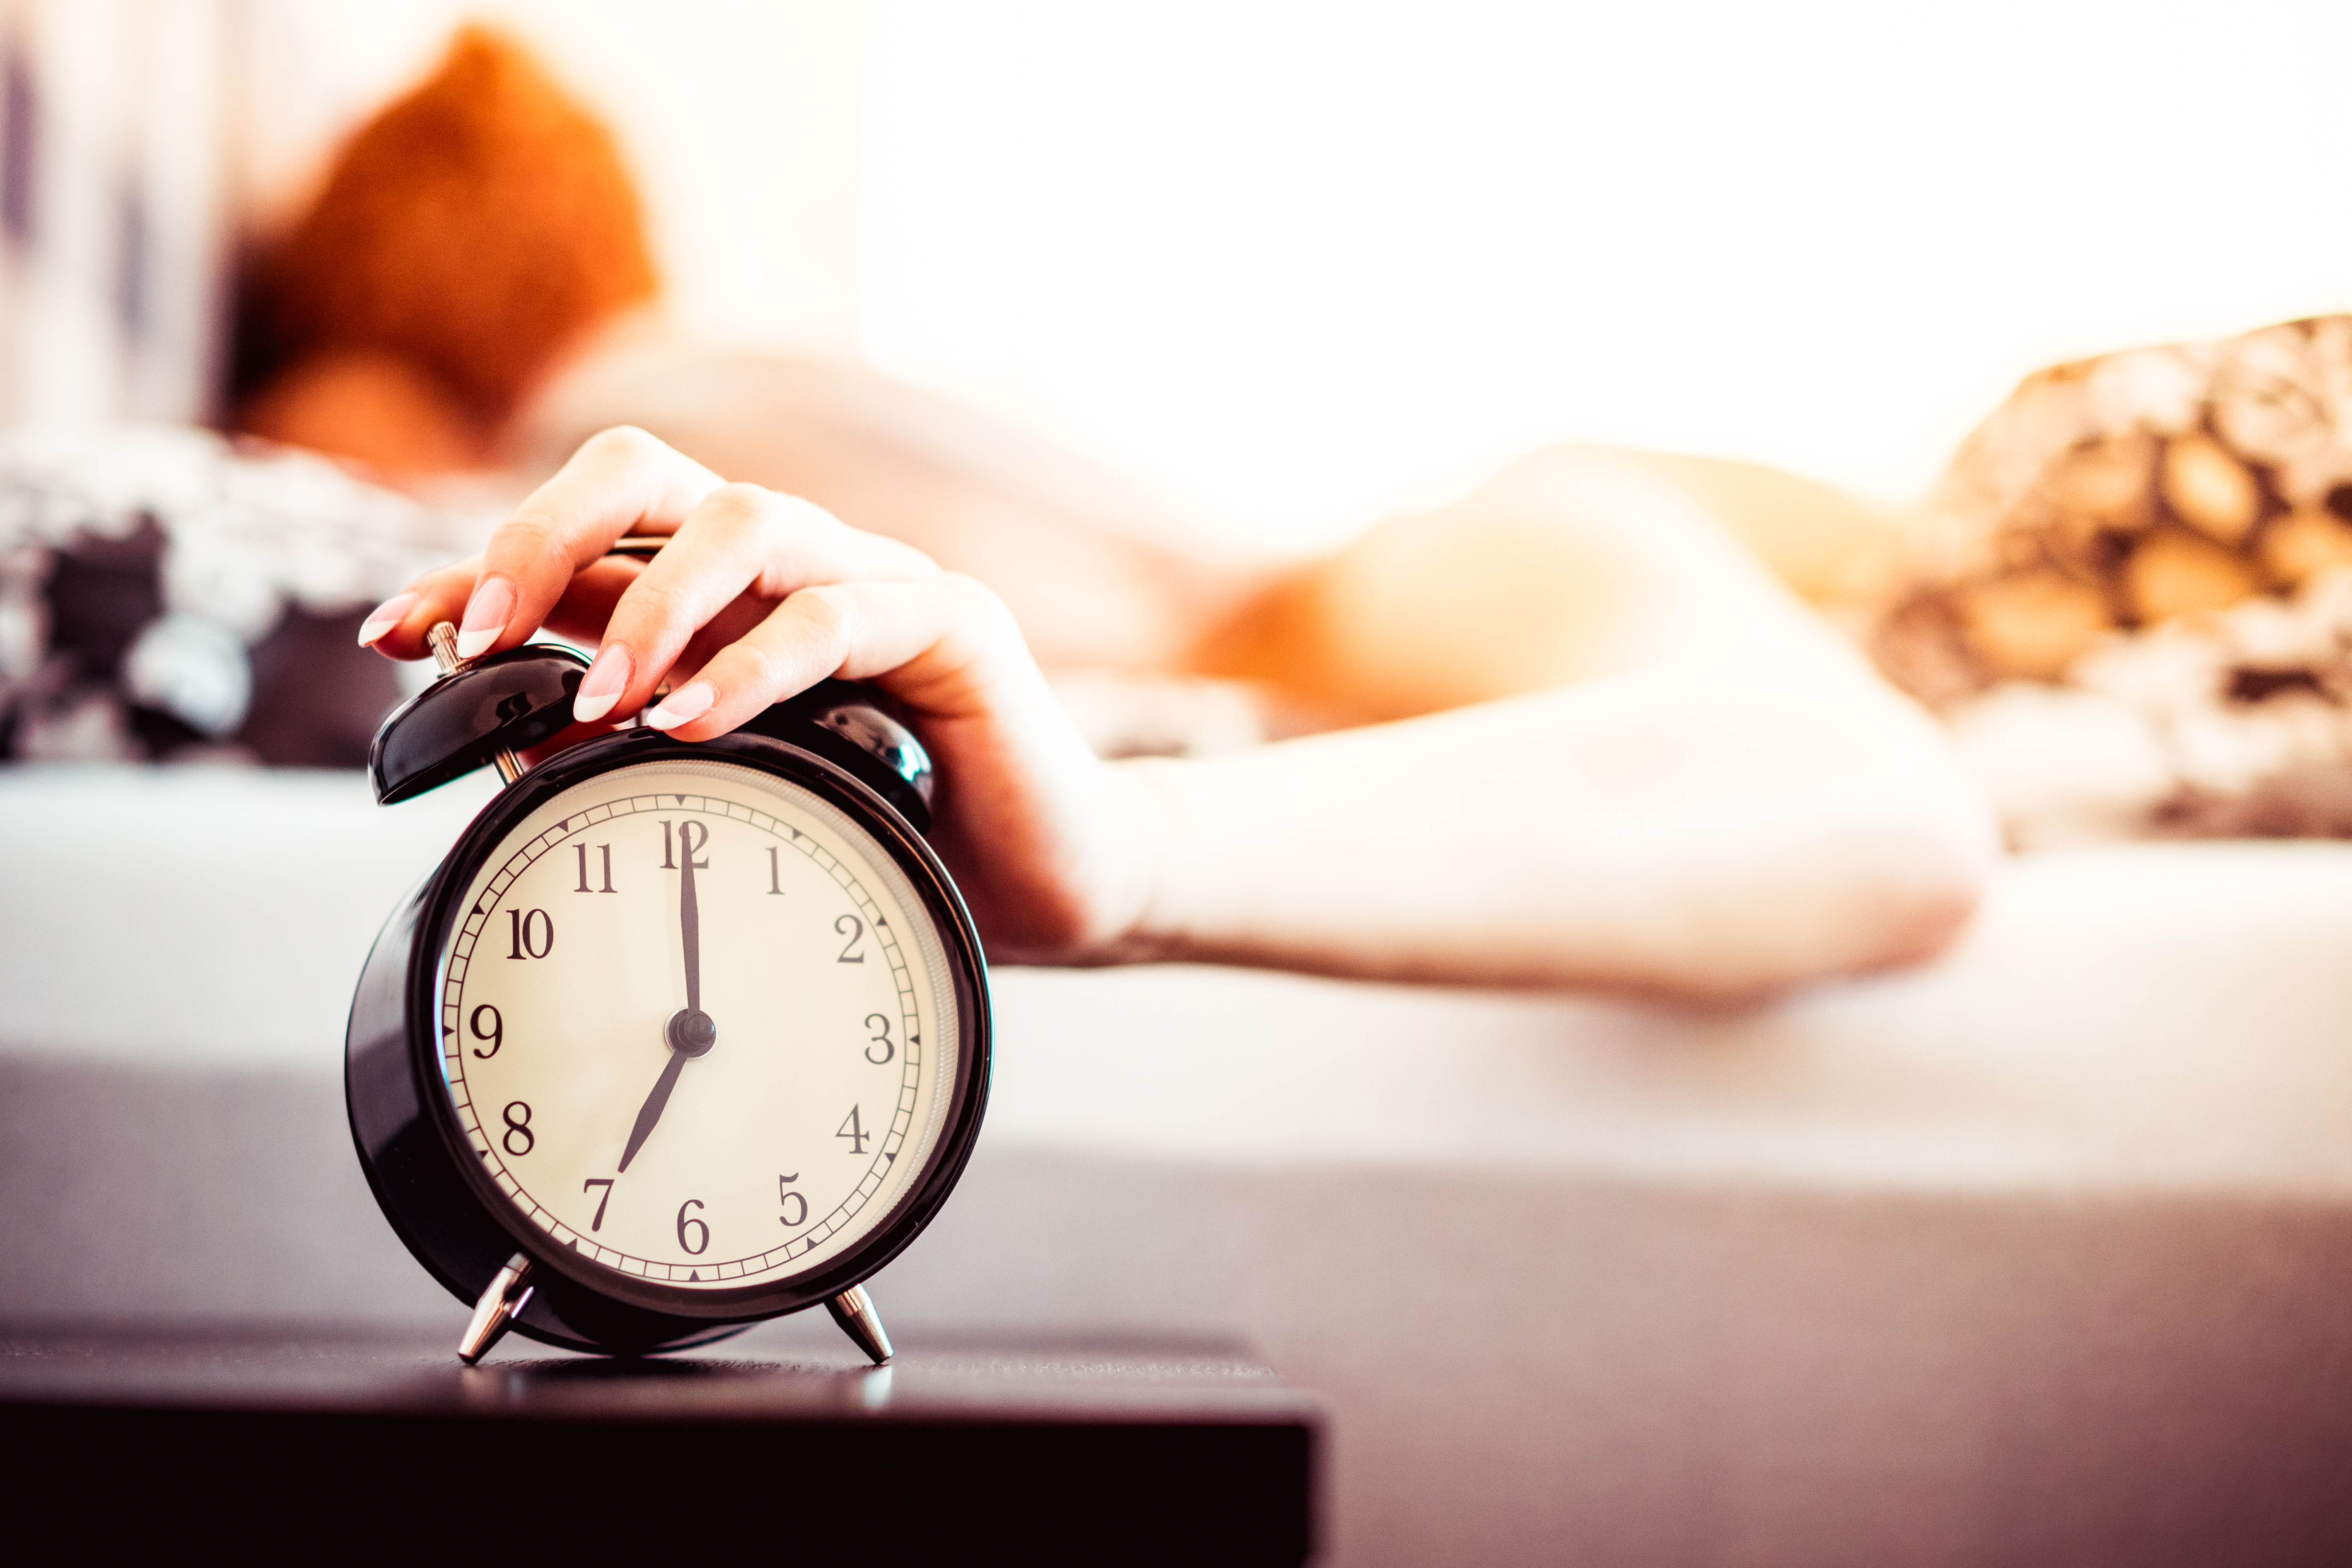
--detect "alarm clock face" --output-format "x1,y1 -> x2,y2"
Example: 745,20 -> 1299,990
431,755 -> 964,1304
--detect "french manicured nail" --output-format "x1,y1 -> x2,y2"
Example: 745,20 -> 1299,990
643,681 -> 715,731
571,645 -> 632,724
454,576 -> 516,660
356,592 -> 417,647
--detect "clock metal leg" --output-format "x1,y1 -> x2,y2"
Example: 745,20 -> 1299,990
458,1253 -> 536,1364
826,1285 -> 894,1364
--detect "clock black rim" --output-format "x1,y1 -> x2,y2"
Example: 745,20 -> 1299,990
403,724 -> 992,1327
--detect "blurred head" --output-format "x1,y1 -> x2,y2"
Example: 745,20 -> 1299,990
236,26 -> 658,474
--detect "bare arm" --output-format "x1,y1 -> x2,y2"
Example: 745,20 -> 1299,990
359,428 -> 1993,999
1111,664 -> 1992,996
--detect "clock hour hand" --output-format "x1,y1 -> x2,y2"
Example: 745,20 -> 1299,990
617,1043 -> 689,1174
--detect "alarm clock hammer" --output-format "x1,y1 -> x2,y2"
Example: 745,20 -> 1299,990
348,541 -> 993,1369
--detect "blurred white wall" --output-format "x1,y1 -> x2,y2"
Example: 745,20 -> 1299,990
0,0 -> 227,423
10,1 -> 2352,559
860,0 -> 2352,549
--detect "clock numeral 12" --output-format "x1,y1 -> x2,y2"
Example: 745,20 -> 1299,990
660,820 -> 709,871
574,843 -> 616,893
837,1104 -> 869,1155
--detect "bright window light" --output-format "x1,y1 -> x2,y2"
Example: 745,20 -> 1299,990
862,1 -> 2352,550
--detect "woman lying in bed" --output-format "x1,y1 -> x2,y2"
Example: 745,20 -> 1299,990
354,414 -> 1994,1000
278,30 -> 1991,998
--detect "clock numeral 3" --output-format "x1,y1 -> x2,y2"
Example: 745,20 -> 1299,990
864,1013 -> 894,1065
574,843 -> 616,893
835,914 -> 866,963
506,908 -> 553,960
837,1104 -> 869,1155
501,1100 -> 535,1156
778,1173 -> 807,1228
469,1004 -> 503,1059
675,1198 -> 709,1256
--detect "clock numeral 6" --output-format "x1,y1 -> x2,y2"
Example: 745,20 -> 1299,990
506,908 -> 553,960
864,1013 -> 894,1065
469,1004 -> 503,1059
778,1173 -> 807,1228
676,1198 -> 709,1256
501,1100 -> 534,1157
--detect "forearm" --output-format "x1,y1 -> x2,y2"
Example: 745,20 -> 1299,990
1107,663 -> 1997,997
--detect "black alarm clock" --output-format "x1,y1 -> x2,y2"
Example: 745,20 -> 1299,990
346,562 -> 991,1366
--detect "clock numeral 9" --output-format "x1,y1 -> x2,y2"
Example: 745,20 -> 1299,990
864,1013 -> 894,1064
835,914 -> 866,963
506,908 -> 553,960
778,1173 -> 807,1228
675,1198 -> 709,1256
469,1004 -> 503,1059
501,1100 -> 534,1157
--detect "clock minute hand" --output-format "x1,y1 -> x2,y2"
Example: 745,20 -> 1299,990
679,818 -> 705,1015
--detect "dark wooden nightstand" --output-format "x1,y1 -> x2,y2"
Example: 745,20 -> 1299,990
1,1321 -> 1320,1564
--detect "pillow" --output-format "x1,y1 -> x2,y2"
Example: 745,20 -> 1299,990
1873,317 -> 2352,845
0,425 -> 484,767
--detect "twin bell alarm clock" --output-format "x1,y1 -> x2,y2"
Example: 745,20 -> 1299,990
346,566 -> 991,1366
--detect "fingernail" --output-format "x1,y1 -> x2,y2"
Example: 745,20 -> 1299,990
571,644 -> 632,724
644,680 -> 714,731
356,591 -> 417,647
454,576 -> 516,660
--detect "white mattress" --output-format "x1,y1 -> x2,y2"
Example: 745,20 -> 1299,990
11,761 -> 2352,1197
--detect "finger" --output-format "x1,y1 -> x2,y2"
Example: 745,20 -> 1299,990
578,484 -> 940,724
538,558 -> 649,645
361,556 -> 649,666
457,426 -> 725,659
357,556 -> 483,661
642,574 -> 1031,742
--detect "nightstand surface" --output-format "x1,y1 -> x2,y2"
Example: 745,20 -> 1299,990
1,1320 -> 1320,1563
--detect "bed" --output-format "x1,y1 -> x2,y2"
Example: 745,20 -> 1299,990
5,762 -> 2350,1565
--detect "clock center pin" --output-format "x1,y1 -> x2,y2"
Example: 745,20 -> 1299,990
666,1008 -> 718,1057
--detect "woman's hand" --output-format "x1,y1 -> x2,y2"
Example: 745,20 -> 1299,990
357,426 -> 1159,963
